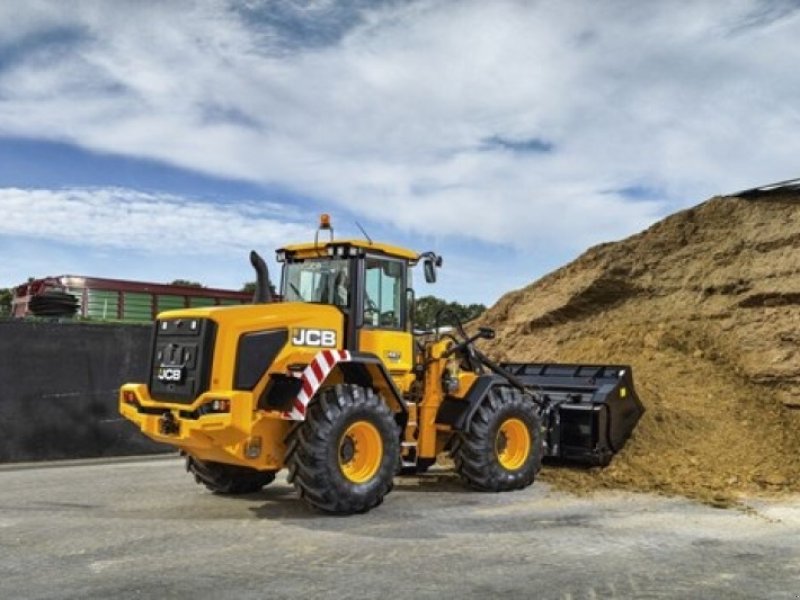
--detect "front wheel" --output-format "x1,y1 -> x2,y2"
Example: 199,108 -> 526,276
285,384 -> 400,514
454,387 -> 543,491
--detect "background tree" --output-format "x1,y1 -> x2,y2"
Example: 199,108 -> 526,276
170,279 -> 204,288
413,295 -> 486,330
241,280 -> 278,297
0,288 -> 12,316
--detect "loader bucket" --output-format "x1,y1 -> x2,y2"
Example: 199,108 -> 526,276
500,363 -> 644,466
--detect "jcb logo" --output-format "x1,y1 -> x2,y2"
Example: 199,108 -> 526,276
157,367 -> 184,382
292,328 -> 337,348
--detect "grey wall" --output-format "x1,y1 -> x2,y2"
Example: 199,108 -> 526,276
0,319 -> 169,462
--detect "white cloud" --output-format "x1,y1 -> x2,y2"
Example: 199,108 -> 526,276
0,0 -> 799,272
0,187 -> 312,254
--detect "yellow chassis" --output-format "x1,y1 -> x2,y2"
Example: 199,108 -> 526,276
120,383 -> 291,470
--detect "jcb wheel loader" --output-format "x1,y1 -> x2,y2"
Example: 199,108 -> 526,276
120,215 -> 643,515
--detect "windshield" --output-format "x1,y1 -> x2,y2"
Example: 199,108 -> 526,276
283,258 -> 350,307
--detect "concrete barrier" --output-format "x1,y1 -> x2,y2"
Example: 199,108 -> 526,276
0,319 -> 169,462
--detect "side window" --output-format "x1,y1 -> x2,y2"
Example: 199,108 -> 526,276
363,258 -> 403,329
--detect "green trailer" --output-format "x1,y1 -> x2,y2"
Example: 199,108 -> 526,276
12,276 -> 252,322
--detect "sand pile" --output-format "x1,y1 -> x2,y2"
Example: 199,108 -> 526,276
478,193 -> 800,505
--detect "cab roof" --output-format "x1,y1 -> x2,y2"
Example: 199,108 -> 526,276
279,239 -> 419,261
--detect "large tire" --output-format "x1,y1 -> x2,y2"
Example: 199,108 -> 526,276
186,455 -> 276,494
454,386 -> 543,492
285,384 -> 400,515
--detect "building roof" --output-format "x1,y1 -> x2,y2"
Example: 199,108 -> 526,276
731,177 -> 800,199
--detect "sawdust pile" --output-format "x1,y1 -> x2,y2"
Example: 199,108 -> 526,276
478,193 -> 800,506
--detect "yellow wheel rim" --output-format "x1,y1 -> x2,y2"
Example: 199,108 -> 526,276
495,418 -> 531,471
338,421 -> 383,484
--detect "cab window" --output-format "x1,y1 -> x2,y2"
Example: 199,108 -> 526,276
364,258 -> 404,329
283,258 -> 350,307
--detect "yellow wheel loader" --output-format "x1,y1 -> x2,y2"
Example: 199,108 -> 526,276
120,215 -> 643,514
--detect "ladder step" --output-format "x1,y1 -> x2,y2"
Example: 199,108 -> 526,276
401,440 -> 418,467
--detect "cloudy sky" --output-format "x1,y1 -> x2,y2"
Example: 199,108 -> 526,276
1,0 -> 798,305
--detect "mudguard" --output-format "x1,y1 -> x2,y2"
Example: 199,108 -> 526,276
436,375 -> 517,432
261,350 -> 407,420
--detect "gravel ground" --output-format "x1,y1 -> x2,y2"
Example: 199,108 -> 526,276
1,456 -> 799,599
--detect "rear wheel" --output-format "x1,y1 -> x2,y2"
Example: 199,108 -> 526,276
185,455 -> 276,494
454,387 -> 543,491
285,384 -> 400,514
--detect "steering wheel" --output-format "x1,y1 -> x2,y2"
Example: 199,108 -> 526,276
379,310 -> 396,327
361,295 -> 379,325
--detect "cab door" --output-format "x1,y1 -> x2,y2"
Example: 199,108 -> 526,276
357,256 -> 414,392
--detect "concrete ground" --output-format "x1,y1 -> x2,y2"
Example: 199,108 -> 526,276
1,456 -> 799,600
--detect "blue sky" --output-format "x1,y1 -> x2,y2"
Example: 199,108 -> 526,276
1,0 -> 799,305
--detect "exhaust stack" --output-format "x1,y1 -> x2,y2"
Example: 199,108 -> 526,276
249,250 -> 273,304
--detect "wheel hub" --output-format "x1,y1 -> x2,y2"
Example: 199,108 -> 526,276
495,418 -> 531,471
338,421 -> 383,484
339,436 -> 356,464
496,431 -> 508,454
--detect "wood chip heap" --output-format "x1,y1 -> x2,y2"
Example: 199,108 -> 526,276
478,194 -> 800,506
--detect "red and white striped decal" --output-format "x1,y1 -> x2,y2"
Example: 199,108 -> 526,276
283,350 -> 352,420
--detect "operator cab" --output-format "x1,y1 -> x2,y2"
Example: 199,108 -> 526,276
276,215 -> 441,392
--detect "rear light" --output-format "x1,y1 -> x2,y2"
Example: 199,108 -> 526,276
211,399 -> 230,412
123,390 -> 138,405
199,399 -> 231,415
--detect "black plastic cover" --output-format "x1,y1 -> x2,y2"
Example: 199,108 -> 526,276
149,318 -> 216,404
234,329 -> 287,390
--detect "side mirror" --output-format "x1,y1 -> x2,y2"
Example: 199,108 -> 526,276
423,258 -> 437,283
479,327 -> 495,340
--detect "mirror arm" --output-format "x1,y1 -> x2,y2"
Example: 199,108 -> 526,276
406,287 -> 416,332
